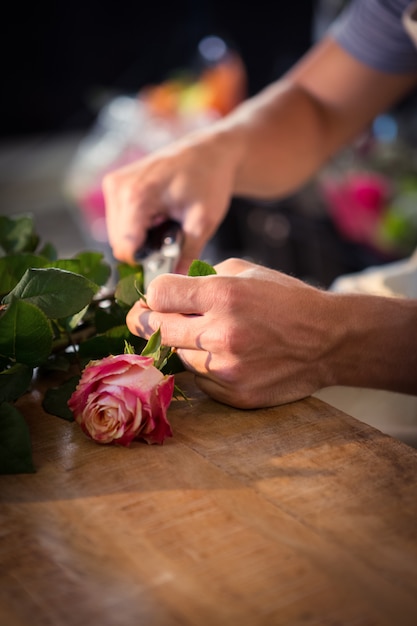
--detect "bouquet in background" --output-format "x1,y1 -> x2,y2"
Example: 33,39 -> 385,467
319,118 -> 417,259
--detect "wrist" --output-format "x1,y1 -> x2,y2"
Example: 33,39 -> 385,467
198,119 -> 248,191
320,292 -> 417,395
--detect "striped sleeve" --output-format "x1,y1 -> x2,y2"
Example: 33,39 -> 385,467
330,0 -> 417,73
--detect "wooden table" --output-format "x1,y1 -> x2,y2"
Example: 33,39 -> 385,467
1,372 -> 417,626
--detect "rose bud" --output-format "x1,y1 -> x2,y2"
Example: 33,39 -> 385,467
68,354 -> 174,446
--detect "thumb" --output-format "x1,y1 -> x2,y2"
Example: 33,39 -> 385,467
103,177 -> 149,265
177,203 -> 218,274
176,234 -> 206,275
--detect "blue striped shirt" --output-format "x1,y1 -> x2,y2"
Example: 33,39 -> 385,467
332,0 -> 417,73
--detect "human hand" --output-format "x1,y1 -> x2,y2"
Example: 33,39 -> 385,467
102,129 -> 239,273
126,258 -> 335,408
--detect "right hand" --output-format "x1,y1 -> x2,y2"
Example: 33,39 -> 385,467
102,128 -> 240,273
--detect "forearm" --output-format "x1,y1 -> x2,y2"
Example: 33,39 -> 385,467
200,37 -> 417,199
212,81 -> 334,198
323,293 -> 417,395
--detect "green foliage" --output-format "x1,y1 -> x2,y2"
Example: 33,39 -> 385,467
0,214 -> 39,255
141,327 -> 162,361
0,214 -> 143,475
3,268 -> 99,318
141,328 -> 186,374
74,251 -> 112,286
0,402 -> 35,474
0,214 -> 215,475
94,301 -> 127,332
0,253 -> 48,296
42,377 -> 79,422
78,325 -> 147,359
188,259 -> 217,276
0,297 -> 53,366
114,272 -> 144,307
0,364 -> 33,403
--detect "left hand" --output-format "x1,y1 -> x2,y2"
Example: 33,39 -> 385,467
102,129 -> 238,272
126,258 -> 334,408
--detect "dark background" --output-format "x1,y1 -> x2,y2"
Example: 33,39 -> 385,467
0,1 -> 315,138
2,0 -> 415,287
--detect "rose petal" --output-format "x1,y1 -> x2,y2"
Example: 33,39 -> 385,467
68,354 -> 174,446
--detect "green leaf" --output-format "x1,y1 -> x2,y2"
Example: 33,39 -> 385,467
3,267 -> 99,319
0,297 -> 53,366
46,258 -> 81,274
117,261 -> 144,280
38,241 -> 57,260
0,402 -> 35,474
115,272 -> 143,307
42,376 -> 79,421
0,214 -> 39,255
140,329 -> 183,371
155,346 -> 174,371
187,259 -> 217,276
161,351 -> 185,375
78,325 -> 146,359
0,363 -> 33,402
141,328 -> 162,363
95,301 -> 126,333
173,384 -> 191,404
124,341 -> 136,355
0,253 -> 48,296
134,281 -> 147,304
59,305 -> 89,332
74,252 -> 111,286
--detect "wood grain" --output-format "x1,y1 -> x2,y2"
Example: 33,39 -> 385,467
1,372 -> 417,625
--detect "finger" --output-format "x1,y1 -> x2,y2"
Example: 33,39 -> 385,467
185,353 -> 266,410
176,248 -> 202,276
214,257 -> 257,275
194,375 -> 234,407
177,350 -> 248,408
193,375 -> 253,409
102,177 -> 143,264
177,233 -> 206,275
114,213 -> 148,265
146,273 -> 221,314
176,347 -> 243,383
178,202 -> 219,274
215,257 -> 296,288
126,304 -> 208,350
103,168 -> 164,264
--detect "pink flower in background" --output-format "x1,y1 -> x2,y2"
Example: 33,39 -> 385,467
68,354 -> 174,446
321,172 -> 391,244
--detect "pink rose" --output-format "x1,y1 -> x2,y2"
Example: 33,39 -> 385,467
68,354 -> 174,446
321,172 -> 391,244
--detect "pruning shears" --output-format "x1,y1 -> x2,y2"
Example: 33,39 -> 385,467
135,220 -> 183,291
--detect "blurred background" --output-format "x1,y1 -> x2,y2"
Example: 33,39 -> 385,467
1,0 -> 417,444
1,0 -> 416,281
1,1 -> 316,137
0,0 -> 315,258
